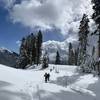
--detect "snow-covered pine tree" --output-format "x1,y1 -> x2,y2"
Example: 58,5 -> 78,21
68,43 -> 72,65
17,37 -> 29,69
68,43 -> 75,65
30,33 -> 36,64
26,35 -> 33,65
74,48 -> 79,65
17,31 -> 43,69
20,37 -> 26,57
55,51 -> 61,65
27,33 -> 36,65
83,46 -> 97,74
77,14 -> 90,72
42,51 -> 49,69
36,30 -> 43,65
92,0 -> 100,73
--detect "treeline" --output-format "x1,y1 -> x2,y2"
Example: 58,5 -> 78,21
17,30 -> 43,69
68,0 -> 100,75
68,14 -> 89,66
16,29 -> 62,69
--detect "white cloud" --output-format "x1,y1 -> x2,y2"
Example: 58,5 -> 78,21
16,40 -> 21,47
2,0 -> 93,35
0,0 -> 16,8
67,36 -> 78,43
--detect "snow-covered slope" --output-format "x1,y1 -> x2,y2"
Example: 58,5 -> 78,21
0,47 -> 19,67
0,64 -> 99,100
43,39 -> 78,63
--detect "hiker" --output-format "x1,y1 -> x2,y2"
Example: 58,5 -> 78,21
53,66 -> 55,70
44,73 -> 48,83
50,68 -> 52,72
47,73 -> 50,81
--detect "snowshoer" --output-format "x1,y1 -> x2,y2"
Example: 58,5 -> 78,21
47,73 -> 50,81
53,66 -> 55,70
44,73 -> 48,83
50,68 -> 52,72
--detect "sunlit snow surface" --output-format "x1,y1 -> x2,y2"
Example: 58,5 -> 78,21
0,64 -> 99,100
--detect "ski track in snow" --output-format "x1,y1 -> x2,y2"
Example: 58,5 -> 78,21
0,64 -> 99,100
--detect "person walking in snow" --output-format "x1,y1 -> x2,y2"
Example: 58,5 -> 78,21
50,68 -> 52,72
44,73 -> 48,83
47,73 -> 50,81
53,66 -> 55,70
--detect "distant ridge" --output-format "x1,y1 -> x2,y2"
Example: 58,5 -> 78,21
0,47 -> 19,67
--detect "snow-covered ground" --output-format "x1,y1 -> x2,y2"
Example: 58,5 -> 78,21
0,64 -> 99,100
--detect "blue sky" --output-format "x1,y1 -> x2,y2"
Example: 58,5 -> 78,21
0,7 -> 30,52
0,0 -> 92,53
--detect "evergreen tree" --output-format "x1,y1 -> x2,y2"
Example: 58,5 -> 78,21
17,31 -> 43,69
26,35 -> 33,64
91,46 -> 96,71
42,51 -> 49,69
17,37 -> 29,69
68,43 -> 72,65
92,0 -> 100,73
68,43 -> 75,65
74,48 -> 79,65
55,51 -> 61,64
30,33 -> 36,64
36,30 -> 43,65
77,14 -> 90,72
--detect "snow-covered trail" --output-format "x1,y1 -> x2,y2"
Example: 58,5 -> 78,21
0,64 -> 99,100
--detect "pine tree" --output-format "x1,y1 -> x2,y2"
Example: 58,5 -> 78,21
55,51 -> 61,64
30,33 -> 36,64
36,30 -> 43,65
42,51 -> 49,69
17,37 -> 29,69
77,14 -> 90,72
17,33 -> 37,68
68,43 -> 75,65
68,43 -> 72,65
92,0 -> 100,73
74,48 -> 79,65
26,35 -> 33,65
17,30 -> 43,68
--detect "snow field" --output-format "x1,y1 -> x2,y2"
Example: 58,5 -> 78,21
0,64 -> 99,100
